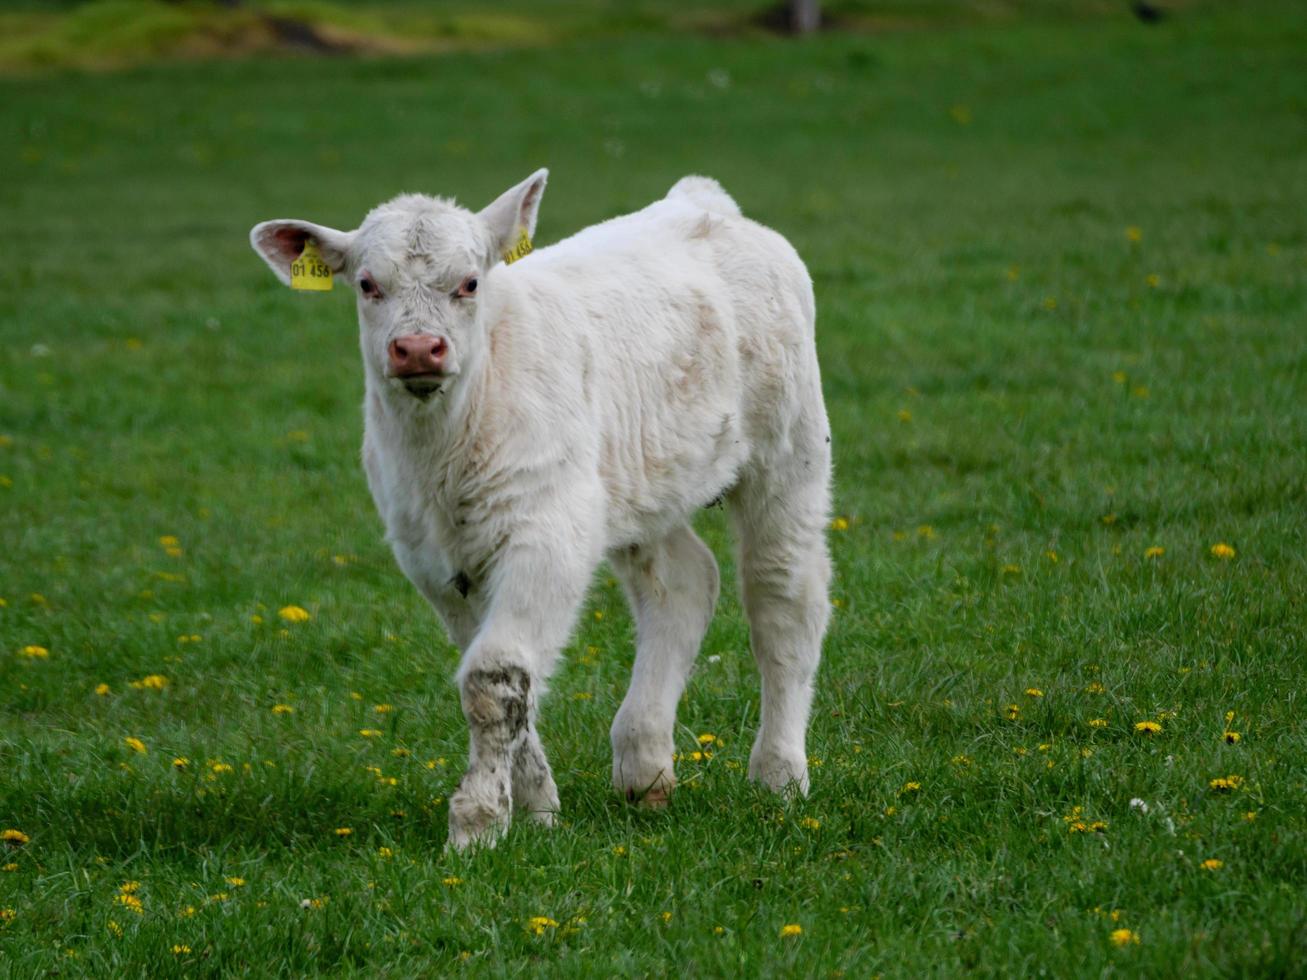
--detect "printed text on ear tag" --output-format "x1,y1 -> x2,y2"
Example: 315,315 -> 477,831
290,241 -> 333,291
503,226 -> 534,265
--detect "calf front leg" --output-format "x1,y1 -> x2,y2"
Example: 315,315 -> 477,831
446,541 -> 595,850
447,664 -> 532,851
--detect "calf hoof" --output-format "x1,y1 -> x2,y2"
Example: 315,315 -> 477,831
622,778 -> 675,809
524,807 -> 559,828
748,751 -> 809,798
447,787 -> 511,852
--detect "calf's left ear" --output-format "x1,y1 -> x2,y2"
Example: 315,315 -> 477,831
249,219 -> 355,286
478,168 -> 548,260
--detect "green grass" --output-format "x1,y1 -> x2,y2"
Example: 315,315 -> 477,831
3,3 -> 1307,975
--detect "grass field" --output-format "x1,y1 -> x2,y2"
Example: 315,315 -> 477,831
3,2 -> 1307,975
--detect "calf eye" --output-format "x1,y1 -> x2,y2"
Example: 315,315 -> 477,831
456,276 -> 478,299
359,275 -> 381,299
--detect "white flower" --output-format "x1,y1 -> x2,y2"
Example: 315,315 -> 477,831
1129,798 -> 1149,813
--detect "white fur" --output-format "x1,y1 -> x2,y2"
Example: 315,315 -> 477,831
251,172 -> 832,849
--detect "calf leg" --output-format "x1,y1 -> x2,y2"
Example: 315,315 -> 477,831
447,543 -> 594,850
609,524 -> 719,805
731,455 -> 831,796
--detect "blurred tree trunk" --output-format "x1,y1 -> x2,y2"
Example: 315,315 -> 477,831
790,0 -> 820,34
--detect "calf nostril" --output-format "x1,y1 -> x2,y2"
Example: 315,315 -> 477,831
392,341 -> 409,360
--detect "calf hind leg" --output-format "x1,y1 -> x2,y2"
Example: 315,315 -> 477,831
609,524 -> 720,805
731,468 -> 831,796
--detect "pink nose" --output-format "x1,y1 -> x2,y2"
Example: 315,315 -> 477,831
388,334 -> 447,377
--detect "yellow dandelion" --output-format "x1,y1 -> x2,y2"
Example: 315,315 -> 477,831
278,605 -> 311,623
1001,563 -> 1021,576
1144,546 -> 1165,559
0,909 -> 15,925
1200,858 -> 1223,871
224,877 -> 245,887
2,864 -> 17,872
1006,704 -> 1020,720
917,524 -> 936,539
1086,681 -> 1105,694
359,729 -> 382,738
527,916 -> 559,936
1125,226 -> 1142,242
159,535 -> 180,548
1209,543 -> 1236,560
106,919 -> 123,937
900,781 -> 921,795
172,757 -> 189,769
830,516 -> 849,531
714,925 -> 726,935
131,674 -> 168,691
1025,688 -> 1044,698
1133,721 -> 1161,735
334,827 -> 352,837
593,610 -> 604,621
1223,731 -> 1241,744
1243,811 -> 1257,822
1111,928 -> 1139,946
378,847 -> 393,859
19,645 -> 48,659
442,876 -> 463,886
1,830 -> 30,846
124,736 -> 147,754
799,817 -> 821,830
780,923 -> 803,938
94,683 -> 110,696
272,704 -> 294,715
171,945 -> 191,955
1089,718 -> 1108,728
115,893 -> 143,914
571,691 -> 592,700
612,845 -> 627,856
118,881 -> 141,894
951,754 -> 972,767
209,762 -> 233,774
1209,775 -> 1243,792
697,733 -> 721,746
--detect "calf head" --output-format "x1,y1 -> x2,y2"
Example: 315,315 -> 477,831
250,169 -> 548,402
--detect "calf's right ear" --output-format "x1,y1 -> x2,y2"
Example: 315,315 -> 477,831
249,220 -> 355,286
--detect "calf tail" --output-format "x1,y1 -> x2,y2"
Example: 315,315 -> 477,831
666,175 -> 743,217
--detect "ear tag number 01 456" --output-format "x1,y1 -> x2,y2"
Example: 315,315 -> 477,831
503,226 -> 533,265
290,241 -> 333,291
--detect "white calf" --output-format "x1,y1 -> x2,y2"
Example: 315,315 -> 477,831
251,171 -> 831,849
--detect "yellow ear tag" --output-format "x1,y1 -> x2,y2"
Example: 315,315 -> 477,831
290,241 -> 333,291
502,226 -> 534,265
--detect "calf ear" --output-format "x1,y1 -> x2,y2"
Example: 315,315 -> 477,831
477,168 -> 548,259
249,220 -> 354,286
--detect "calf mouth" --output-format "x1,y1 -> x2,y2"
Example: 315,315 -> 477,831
398,375 -> 445,400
